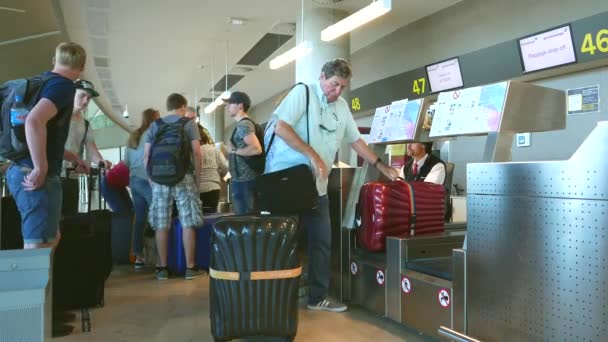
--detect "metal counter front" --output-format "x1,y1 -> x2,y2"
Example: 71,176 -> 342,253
464,122 -> 608,341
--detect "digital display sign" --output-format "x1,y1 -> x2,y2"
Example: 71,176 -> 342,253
518,24 -> 577,73
426,57 -> 464,93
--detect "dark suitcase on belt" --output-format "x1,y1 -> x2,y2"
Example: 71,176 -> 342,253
210,215 -> 300,342
54,168 -> 112,310
355,180 -> 445,252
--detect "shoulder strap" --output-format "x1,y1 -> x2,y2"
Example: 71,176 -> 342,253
266,82 -> 309,155
239,117 -> 254,125
178,117 -> 189,126
29,73 -> 61,102
152,118 -> 168,143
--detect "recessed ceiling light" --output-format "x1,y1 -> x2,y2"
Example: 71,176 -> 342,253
228,17 -> 248,26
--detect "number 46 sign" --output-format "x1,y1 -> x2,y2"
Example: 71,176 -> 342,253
581,29 -> 608,55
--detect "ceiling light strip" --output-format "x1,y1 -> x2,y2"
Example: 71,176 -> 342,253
204,53 -> 217,114
321,0 -> 391,42
269,0 -> 311,70
0,30 -> 61,47
0,6 -> 26,13
269,41 -> 312,70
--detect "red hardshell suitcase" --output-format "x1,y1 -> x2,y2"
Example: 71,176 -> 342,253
355,180 -> 445,252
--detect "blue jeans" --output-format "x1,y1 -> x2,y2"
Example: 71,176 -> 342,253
6,165 -> 62,245
301,195 -> 331,304
231,179 -> 256,215
130,177 -> 151,256
99,176 -> 133,214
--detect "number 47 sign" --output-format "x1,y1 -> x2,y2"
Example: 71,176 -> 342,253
412,78 -> 426,95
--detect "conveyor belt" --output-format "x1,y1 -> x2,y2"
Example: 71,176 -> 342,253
406,256 -> 453,281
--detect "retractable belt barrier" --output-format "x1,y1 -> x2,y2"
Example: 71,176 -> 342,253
210,266 -> 302,281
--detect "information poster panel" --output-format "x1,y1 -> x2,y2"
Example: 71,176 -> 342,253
369,105 -> 392,143
567,85 -> 600,115
430,82 -> 508,137
368,99 -> 422,143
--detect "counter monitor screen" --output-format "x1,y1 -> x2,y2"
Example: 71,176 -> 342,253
426,58 -> 464,93
518,24 -> 576,73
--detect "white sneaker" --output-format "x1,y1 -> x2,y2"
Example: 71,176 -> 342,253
307,298 -> 347,313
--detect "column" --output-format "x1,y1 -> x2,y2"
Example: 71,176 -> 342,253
198,105 -> 225,143
296,7 -> 349,94
296,7 -> 353,165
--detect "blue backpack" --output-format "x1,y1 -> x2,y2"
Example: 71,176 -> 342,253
0,73 -> 57,161
146,117 -> 191,186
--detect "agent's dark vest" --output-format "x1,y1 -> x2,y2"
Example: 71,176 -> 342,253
403,154 -> 445,184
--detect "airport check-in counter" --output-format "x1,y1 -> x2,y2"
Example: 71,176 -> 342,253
329,80 -> 566,338
447,121 -> 608,341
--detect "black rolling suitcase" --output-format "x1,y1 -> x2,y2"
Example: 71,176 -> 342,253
0,174 -> 23,250
53,167 -> 112,311
210,215 -> 301,342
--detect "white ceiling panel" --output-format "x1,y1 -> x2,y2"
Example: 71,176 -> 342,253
1,0 -> 461,133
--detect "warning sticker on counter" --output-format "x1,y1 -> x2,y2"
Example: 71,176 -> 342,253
438,288 -> 450,308
401,276 -> 412,294
350,261 -> 358,275
376,269 -> 385,286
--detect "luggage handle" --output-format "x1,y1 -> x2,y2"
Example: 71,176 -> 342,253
209,266 -> 302,281
87,164 -> 107,212
395,178 -> 417,235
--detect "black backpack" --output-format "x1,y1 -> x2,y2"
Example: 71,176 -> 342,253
230,117 -> 265,175
146,117 -> 191,186
0,73 -> 58,161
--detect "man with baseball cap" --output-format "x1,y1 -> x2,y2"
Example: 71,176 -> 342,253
61,79 -> 112,215
225,91 -> 263,214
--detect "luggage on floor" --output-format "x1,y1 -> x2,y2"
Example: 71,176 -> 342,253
355,180 -> 445,252
210,215 -> 300,342
167,213 -> 226,275
53,168 -> 112,310
53,209 -> 112,309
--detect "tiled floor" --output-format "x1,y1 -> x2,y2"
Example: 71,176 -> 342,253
55,267 -> 439,342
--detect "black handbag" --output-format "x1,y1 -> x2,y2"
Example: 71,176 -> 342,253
255,83 -> 319,214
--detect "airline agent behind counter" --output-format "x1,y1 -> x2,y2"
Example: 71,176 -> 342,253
399,142 -> 446,185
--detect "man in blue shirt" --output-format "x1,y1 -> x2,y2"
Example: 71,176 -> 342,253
6,42 -> 86,250
144,93 -> 205,281
266,59 -> 399,312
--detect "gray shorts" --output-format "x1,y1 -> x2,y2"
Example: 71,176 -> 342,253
149,174 -> 203,230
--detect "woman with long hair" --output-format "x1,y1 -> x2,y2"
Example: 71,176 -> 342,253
125,108 -> 160,268
198,128 -> 228,213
